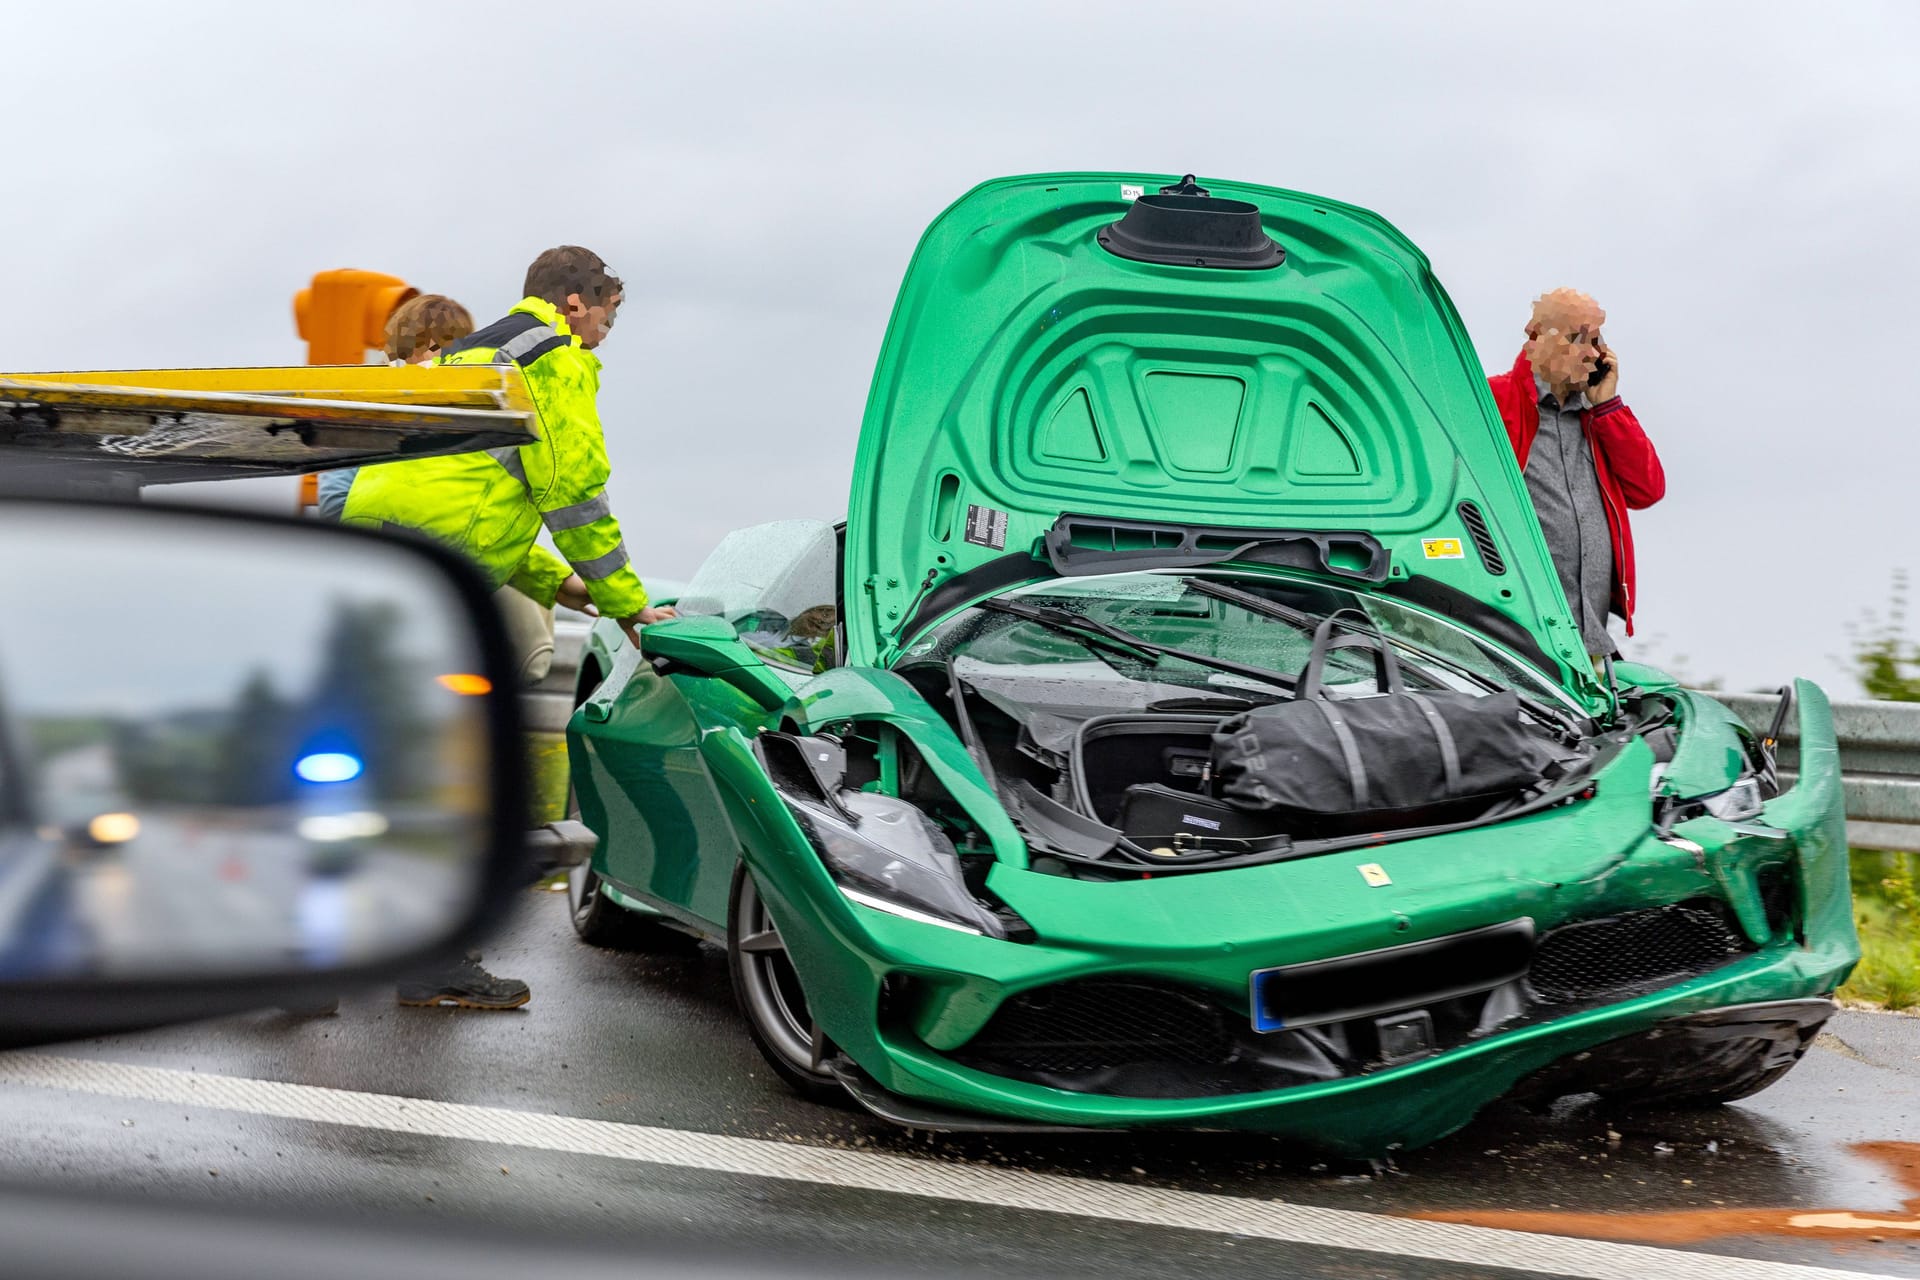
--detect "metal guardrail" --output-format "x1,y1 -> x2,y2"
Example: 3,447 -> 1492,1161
1707,690 -> 1920,854
523,621 -> 1920,853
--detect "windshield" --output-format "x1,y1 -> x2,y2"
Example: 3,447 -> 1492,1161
904,569 -> 1583,717
672,519 -> 841,680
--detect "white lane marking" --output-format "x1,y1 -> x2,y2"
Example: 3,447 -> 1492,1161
0,1053 -> 1899,1280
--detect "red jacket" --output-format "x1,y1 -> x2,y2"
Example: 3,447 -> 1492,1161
1487,349 -> 1665,637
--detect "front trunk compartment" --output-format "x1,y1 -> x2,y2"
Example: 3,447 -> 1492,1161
904,662 -> 1615,876
1070,714 -> 1233,833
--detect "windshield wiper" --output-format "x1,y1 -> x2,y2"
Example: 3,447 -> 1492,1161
975,598 -> 1162,663
978,598 -> 1297,692
1179,576 -> 1321,631
1183,575 -> 1459,692
1184,575 -> 1587,738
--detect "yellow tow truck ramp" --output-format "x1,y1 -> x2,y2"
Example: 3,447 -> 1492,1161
0,365 -> 538,487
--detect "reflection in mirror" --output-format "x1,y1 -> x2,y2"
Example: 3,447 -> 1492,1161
0,505 -> 496,982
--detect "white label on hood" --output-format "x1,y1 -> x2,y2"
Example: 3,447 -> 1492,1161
965,505 -> 1008,550
1120,184 -> 1144,202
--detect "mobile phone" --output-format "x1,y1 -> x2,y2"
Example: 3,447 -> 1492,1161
1588,348 -> 1611,388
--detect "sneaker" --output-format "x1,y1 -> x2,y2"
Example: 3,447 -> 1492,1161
396,952 -> 531,1010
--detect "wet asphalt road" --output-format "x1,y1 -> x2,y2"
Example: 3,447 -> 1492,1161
2,886 -> 1917,1280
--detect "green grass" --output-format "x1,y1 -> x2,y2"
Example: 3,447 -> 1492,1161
1840,849 -> 1920,1012
526,732 -> 571,826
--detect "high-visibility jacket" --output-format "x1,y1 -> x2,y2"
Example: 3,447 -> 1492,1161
343,296 -> 647,617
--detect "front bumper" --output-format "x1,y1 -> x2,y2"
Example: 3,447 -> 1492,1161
746,680 -> 1857,1156
1508,997 -> 1834,1107
826,994 -> 1839,1143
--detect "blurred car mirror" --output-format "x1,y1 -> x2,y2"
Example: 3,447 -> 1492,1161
0,497 -> 526,1045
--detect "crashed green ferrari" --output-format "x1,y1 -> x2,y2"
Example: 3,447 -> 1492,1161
565,172 -> 1857,1156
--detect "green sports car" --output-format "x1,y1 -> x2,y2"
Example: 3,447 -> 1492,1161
565,172 -> 1856,1156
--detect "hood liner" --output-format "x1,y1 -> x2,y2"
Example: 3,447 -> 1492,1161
843,172 -> 1597,700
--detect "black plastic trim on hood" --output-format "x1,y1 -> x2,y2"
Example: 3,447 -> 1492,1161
1380,575 -> 1559,678
895,514 -> 1390,648
1044,515 -> 1390,583
1098,177 -> 1286,271
1456,500 -> 1506,575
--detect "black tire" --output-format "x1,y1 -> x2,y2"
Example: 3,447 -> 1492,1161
726,864 -> 845,1103
567,862 -> 702,954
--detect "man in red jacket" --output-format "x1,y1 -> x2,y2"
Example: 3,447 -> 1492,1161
1487,288 -> 1665,663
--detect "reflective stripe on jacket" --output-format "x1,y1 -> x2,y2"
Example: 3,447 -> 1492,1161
342,296 -> 647,617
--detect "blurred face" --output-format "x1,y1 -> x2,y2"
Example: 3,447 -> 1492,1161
388,329 -> 459,366
1525,290 -> 1606,390
564,292 -> 622,350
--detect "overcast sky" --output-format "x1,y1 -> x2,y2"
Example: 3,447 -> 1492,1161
4,1 -> 1915,695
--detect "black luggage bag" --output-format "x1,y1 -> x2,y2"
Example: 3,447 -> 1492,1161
1210,612 -> 1569,834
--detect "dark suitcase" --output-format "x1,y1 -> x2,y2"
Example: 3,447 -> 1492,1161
1116,783 -> 1275,844
1211,611 -> 1568,833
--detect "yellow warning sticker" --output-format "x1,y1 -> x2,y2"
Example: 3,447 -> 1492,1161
1358,863 -> 1392,887
1422,538 -> 1465,560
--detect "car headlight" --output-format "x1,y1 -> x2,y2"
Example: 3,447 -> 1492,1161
1652,771 -> 1768,833
786,792 -> 1010,938
1698,777 -> 1766,822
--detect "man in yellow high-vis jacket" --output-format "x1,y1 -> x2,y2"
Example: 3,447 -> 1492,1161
345,246 -> 675,655
346,246 -> 674,1010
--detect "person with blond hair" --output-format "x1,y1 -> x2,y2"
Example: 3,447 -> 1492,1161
313,294 -> 475,521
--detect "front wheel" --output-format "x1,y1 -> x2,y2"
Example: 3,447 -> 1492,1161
726,865 -> 844,1103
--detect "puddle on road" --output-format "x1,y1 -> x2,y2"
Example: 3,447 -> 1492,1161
1416,1140 -> 1920,1244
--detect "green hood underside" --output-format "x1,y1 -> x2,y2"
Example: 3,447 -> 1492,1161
844,172 -> 1596,699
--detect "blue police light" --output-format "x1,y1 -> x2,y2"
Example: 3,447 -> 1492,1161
295,752 -> 364,784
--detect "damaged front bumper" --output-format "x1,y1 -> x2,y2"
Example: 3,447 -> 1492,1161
750,680 -> 1857,1156
1508,997 -> 1835,1108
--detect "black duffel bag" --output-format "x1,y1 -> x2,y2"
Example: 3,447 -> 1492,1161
1211,611 -> 1569,833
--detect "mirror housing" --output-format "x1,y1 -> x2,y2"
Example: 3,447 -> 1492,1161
640,616 -> 793,712
0,496 -> 528,1047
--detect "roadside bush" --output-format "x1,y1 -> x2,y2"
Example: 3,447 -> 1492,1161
1841,849 -> 1920,1012
1847,569 -> 1920,701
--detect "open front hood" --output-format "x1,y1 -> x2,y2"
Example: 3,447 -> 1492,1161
844,173 -> 1594,693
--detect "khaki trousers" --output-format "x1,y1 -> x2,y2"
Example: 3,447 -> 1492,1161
495,585 -> 556,689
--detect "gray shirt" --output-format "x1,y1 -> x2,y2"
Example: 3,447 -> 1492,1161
1524,376 -> 1615,655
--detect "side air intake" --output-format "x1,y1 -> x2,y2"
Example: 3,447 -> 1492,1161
1456,501 -> 1505,575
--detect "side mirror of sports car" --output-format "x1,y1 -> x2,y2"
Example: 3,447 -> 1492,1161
0,496 -> 527,1047
640,616 -> 792,711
